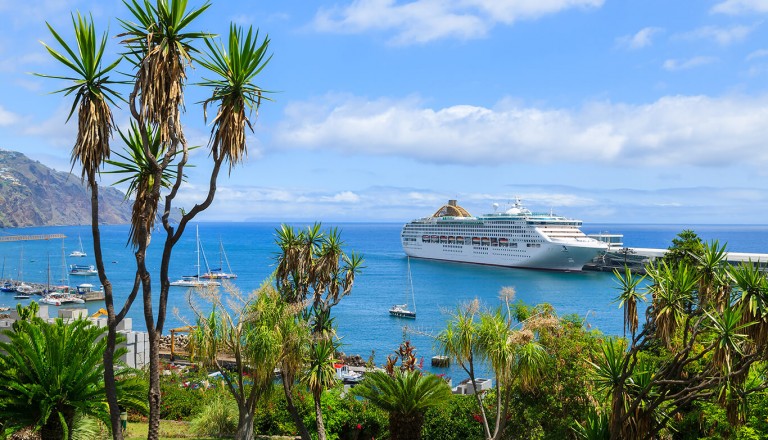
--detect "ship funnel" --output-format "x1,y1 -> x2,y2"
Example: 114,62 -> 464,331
448,199 -> 457,207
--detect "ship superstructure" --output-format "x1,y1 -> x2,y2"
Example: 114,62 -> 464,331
400,199 -> 608,271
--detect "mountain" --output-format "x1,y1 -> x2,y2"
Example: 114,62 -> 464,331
0,148 -> 133,227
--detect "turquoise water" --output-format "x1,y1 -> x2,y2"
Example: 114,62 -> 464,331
2,222 -> 768,379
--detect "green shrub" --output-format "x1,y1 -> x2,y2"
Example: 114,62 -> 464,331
160,371 -> 215,420
297,385 -> 387,440
422,394 -> 483,440
190,389 -> 239,437
253,384 -> 312,436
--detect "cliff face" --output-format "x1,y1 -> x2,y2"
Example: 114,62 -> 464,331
0,149 -> 132,227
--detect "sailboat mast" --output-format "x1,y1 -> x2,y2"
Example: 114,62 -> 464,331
196,225 -> 201,278
408,257 -> 416,313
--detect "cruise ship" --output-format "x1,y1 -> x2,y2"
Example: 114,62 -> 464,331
400,199 -> 608,271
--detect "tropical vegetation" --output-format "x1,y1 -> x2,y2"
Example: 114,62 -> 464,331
17,0 -> 768,434
0,306 -> 146,439
34,1 -> 272,438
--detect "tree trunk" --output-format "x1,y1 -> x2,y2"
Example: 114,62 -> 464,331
103,324 -> 124,440
314,392 -> 327,440
40,407 -> 76,440
89,177 -> 124,440
235,406 -> 255,440
282,374 -> 311,440
145,327 -> 161,440
389,412 -> 424,440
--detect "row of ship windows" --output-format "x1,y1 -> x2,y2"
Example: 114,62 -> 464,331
418,235 -> 542,247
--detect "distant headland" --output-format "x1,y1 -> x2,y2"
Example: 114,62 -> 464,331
0,148 -> 132,227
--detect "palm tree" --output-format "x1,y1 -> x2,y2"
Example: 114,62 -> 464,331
0,318 -> 145,439
353,370 -> 452,440
274,224 -> 363,440
303,337 -> 339,440
590,337 -> 631,440
119,0 -> 211,145
36,12 -> 122,182
694,240 -> 728,309
613,267 -> 646,338
38,4 -> 274,439
730,261 -> 768,350
120,5 -> 270,438
647,261 -> 698,348
197,24 -> 272,170
105,121 -> 178,247
35,13 -> 128,437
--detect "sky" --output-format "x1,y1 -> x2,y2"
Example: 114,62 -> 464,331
1,0 -> 768,224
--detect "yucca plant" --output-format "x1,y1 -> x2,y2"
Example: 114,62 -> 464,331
613,267 -> 647,338
105,121 -> 181,247
119,0 -> 211,144
36,12 -> 123,180
304,337 -> 340,440
572,406 -> 610,440
197,24 -> 272,170
694,240 -> 728,309
648,261 -> 698,348
590,337 -> 631,440
730,261 -> 768,350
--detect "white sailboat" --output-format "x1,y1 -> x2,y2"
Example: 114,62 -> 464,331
170,226 -> 220,288
69,235 -> 87,257
389,258 -> 416,319
16,245 -> 42,297
200,238 -> 237,279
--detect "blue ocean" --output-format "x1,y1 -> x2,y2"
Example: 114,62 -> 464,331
2,222 -> 768,379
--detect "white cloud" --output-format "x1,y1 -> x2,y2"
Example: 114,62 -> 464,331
0,105 -> 20,126
662,56 -> 717,71
746,48 -> 768,60
274,93 -> 768,169
323,191 -> 361,203
616,27 -> 662,49
312,0 -> 604,44
712,0 -> 768,14
189,183 -> 768,224
678,24 -> 755,46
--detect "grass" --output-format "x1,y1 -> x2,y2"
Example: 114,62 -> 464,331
124,420 -> 220,439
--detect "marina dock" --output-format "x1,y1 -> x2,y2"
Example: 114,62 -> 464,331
584,247 -> 768,273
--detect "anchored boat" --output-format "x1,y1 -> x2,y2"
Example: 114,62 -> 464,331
401,198 -> 607,271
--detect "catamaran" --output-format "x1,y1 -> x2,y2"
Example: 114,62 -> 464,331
200,238 -> 237,279
69,235 -> 87,257
170,226 -> 220,288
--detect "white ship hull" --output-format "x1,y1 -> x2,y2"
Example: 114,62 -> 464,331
401,199 -> 608,272
402,238 -> 605,271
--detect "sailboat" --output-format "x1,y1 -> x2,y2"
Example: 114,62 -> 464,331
200,238 -> 237,279
69,235 -> 87,257
15,245 -> 42,297
1,256 -> 15,293
389,258 -> 416,319
170,226 -> 221,288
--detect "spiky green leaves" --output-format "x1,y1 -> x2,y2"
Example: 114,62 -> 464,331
197,24 -> 272,170
105,121 -> 181,247
119,0 -> 212,144
613,267 -> 647,338
36,12 -> 123,180
0,318 -> 146,438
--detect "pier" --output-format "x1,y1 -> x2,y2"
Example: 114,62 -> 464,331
584,247 -> 768,273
